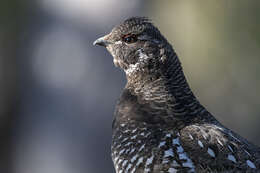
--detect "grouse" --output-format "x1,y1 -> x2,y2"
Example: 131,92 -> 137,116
93,17 -> 260,173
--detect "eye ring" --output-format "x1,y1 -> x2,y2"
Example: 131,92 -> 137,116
122,34 -> 138,44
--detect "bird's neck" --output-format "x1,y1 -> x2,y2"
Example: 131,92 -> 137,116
125,51 -> 206,118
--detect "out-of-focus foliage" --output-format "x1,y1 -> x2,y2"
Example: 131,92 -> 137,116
148,0 -> 260,144
0,0 -> 26,172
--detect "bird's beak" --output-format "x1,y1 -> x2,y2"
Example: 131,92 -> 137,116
93,35 -> 111,47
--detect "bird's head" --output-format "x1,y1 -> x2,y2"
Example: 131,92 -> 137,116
94,17 -> 173,78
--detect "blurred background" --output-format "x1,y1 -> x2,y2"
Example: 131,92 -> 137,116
0,0 -> 260,172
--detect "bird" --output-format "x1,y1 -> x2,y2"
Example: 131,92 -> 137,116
93,17 -> 260,173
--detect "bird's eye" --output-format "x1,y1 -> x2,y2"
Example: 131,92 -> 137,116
122,34 -> 138,44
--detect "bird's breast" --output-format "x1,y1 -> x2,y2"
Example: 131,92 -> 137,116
111,122 -> 195,173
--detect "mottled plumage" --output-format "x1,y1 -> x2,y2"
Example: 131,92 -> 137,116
94,17 -> 260,173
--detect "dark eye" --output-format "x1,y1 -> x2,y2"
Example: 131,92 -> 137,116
122,34 -> 138,44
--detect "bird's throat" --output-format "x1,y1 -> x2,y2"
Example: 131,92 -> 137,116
125,53 -> 205,119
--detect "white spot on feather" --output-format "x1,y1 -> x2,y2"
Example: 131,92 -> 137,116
138,49 -> 150,61
181,153 -> 195,169
115,40 -> 122,45
126,163 -> 132,172
162,159 -> 169,164
217,138 -> 223,146
123,129 -> 131,133
132,128 -> 137,133
246,160 -> 256,169
116,144 -> 122,148
166,133 -> 172,138
125,64 -> 139,74
202,134 -> 207,140
172,160 -> 180,167
118,159 -> 123,164
118,135 -> 122,139
119,149 -> 125,155
227,145 -> 234,152
131,135 -> 137,139
115,165 -> 119,173
122,137 -> 128,142
136,157 -> 144,166
144,167 -> 151,172
145,132 -> 151,137
227,154 -> 236,163
179,153 -> 189,160
122,160 -> 128,167
130,167 -> 136,173
164,148 -> 174,157
188,134 -> 194,140
198,140 -> 204,148
114,156 -> 119,163
159,141 -> 166,148
173,138 -> 180,145
113,150 -> 117,156
129,148 -> 135,154
125,142 -> 132,146
168,167 -> 177,173
145,155 -> 154,167
177,146 -> 184,153
182,161 -> 195,169
207,148 -> 215,157
125,148 -> 130,154
131,154 -> 138,163
139,144 -> 145,151
125,49 -> 150,75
